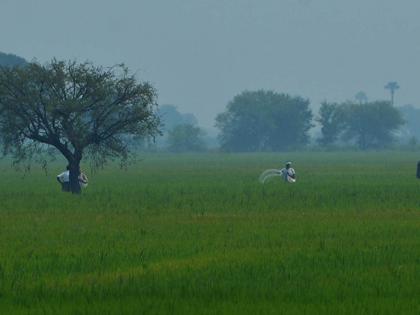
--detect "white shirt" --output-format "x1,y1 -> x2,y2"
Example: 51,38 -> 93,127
280,167 -> 296,182
57,170 -> 70,183
57,170 -> 89,188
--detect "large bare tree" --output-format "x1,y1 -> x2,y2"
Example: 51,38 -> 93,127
0,60 -> 160,194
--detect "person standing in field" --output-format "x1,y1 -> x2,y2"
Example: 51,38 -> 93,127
279,161 -> 296,183
78,170 -> 89,188
57,166 -> 88,192
57,165 -> 71,192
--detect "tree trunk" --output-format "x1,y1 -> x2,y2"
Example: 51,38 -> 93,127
417,161 -> 420,179
69,161 -> 81,194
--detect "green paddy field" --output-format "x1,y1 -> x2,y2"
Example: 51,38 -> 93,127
0,152 -> 419,314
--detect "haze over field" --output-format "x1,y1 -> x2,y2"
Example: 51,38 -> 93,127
1,0 -> 420,129
2,3 -> 420,313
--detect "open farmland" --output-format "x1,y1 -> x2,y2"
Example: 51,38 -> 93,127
0,152 -> 419,314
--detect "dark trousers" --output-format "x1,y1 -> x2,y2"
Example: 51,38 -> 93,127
61,182 -> 70,192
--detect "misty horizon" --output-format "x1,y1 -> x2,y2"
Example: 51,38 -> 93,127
1,0 -> 420,130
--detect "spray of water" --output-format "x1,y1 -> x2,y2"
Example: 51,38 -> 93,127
259,169 -> 282,184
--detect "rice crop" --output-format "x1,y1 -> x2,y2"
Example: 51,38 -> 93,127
0,152 -> 419,314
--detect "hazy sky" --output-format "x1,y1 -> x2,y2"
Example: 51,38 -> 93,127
1,0 -> 420,130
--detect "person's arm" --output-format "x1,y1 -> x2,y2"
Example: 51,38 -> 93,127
79,173 -> 88,184
57,172 -> 64,183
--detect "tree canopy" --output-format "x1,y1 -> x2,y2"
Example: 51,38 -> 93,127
167,123 -> 206,152
215,90 -> 313,152
158,104 -> 198,132
317,101 -> 404,149
316,102 -> 345,147
0,59 -> 160,193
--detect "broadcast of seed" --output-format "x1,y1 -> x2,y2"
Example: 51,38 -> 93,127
259,161 -> 296,184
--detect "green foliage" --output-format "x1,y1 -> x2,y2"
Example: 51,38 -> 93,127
216,90 -> 313,152
317,101 -> 404,149
316,102 -> 345,146
154,105 -> 201,150
341,101 -> 404,149
0,152 -> 419,314
167,123 -> 206,152
159,104 -> 198,132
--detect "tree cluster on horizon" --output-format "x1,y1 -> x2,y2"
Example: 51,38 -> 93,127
215,90 -> 406,152
157,104 -> 207,152
215,90 -> 313,152
317,101 -> 404,149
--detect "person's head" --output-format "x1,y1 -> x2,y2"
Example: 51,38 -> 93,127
285,161 -> 292,169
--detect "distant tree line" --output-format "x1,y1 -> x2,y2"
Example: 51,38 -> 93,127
0,52 -> 417,153
317,101 -> 403,149
156,105 -> 207,152
215,90 -> 407,152
0,52 -> 27,67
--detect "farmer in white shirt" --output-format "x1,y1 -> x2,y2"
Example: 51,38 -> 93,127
57,166 -> 70,192
57,166 -> 88,192
279,161 -> 296,183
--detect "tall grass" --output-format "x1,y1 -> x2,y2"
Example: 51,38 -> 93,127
0,152 -> 419,314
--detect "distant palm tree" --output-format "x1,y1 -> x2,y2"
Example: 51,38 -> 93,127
355,91 -> 368,104
384,81 -> 400,105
